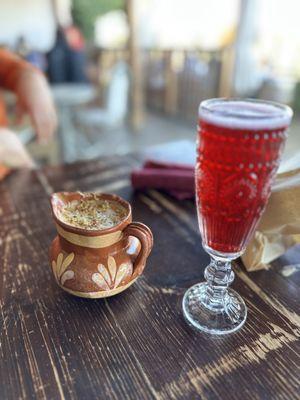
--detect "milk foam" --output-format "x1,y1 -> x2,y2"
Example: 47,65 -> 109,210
199,99 -> 293,130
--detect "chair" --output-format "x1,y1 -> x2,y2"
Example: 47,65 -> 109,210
76,61 -> 129,130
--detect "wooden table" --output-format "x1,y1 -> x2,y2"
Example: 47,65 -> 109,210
0,151 -> 299,400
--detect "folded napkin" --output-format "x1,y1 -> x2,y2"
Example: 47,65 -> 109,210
131,160 -> 195,200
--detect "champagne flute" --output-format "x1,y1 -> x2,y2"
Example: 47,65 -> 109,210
182,98 -> 293,334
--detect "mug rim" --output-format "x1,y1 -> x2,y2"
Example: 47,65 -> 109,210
50,191 -> 132,237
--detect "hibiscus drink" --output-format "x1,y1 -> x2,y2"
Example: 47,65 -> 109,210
183,98 -> 292,335
196,100 -> 290,254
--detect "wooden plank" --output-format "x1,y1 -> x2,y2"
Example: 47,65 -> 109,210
126,0 -> 144,130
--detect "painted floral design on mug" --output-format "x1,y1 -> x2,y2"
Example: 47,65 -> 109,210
52,252 -> 75,286
92,256 -> 133,290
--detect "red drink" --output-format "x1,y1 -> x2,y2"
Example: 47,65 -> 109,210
196,100 -> 291,254
183,99 -> 292,335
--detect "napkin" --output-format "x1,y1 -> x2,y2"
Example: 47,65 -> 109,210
131,160 -> 195,200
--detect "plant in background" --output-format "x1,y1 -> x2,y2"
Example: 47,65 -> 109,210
72,0 -> 124,41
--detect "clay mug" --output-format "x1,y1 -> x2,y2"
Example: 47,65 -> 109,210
49,192 -> 153,298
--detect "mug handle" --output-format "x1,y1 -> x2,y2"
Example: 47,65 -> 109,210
123,222 -> 153,277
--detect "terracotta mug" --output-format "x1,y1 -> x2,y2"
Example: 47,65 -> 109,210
49,192 -> 153,298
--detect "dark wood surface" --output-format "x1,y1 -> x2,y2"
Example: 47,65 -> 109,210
0,152 -> 299,400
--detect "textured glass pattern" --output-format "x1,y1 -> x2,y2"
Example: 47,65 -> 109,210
196,120 -> 287,253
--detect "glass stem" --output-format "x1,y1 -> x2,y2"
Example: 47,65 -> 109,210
203,255 -> 235,312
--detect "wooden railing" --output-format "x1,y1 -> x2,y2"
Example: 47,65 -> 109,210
94,46 -> 234,123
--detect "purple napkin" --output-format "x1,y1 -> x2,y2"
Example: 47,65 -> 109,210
131,159 -> 195,200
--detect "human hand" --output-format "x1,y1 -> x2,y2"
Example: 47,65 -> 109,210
0,128 -> 34,169
15,69 -> 57,143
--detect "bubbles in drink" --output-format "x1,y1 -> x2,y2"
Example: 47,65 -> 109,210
199,99 -> 293,131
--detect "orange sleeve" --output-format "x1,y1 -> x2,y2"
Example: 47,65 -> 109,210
0,48 -> 35,92
0,164 -> 11,180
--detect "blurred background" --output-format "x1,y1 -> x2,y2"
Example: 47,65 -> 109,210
1,0 -> 300,165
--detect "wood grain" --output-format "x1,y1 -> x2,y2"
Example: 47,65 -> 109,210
0,155 -> 299,400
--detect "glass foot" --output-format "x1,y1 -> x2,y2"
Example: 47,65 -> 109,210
182,283 -> 247,335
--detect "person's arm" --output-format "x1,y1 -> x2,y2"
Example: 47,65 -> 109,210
0,48 -> 32,91
0,48 -> 57,142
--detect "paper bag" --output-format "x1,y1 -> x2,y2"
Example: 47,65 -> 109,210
242,167 -> 300,271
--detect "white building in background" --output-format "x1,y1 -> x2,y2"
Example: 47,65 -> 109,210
136,0 -> 239,49
94,0 -> 238,49
0,0 -> 56,52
